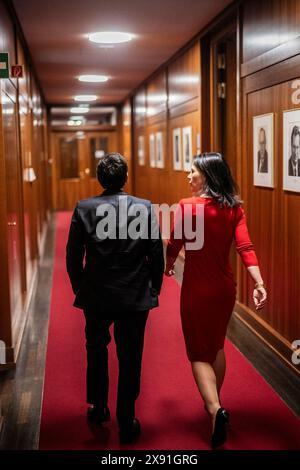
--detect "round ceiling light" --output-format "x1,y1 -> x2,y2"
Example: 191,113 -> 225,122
74,95 -> 98,102
88,32 -> 134,44
78,75 -> 109,83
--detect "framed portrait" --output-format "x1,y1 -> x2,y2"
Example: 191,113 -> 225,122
283,109 -> 300,193
149,133 -> 156,168
155,132 -> 164,168
173,128 -> 182,170
138,135 -> 145,166
182,126 -> 193,172
253,113 -> 274,188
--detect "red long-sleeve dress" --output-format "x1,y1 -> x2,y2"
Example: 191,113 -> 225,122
166,196 -> 258,364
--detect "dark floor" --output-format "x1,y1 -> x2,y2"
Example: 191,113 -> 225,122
0,215 -> 299,449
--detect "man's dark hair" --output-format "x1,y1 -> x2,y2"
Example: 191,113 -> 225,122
97,152 -> 128,191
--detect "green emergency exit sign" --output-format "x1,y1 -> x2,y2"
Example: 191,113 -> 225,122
0,53 -> 9,79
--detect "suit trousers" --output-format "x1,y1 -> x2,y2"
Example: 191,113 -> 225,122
83,308 -> 149,428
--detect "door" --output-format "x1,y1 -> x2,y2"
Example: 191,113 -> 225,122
2,88 -> 26,323
53,131 -> 117,210
84,131 -> 118,197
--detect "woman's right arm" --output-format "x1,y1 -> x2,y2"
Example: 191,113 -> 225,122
234,206 -> 267,310
247,266 -> 267,310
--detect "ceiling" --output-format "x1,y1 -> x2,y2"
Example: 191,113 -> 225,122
12,0 -> 232,105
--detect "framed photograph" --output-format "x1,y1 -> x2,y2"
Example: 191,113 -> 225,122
253,113 -> 274,188
173,128 -> 182,170
155,132 -> 164,168
138,135 -> 145,166
182,126 -> 193,172
149,133 -> 156,168
283,109 -> 300,192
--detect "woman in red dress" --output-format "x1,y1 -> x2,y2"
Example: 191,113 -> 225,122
165,152 -> 267,448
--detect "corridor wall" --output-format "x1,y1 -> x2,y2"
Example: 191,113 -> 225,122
0,1 -> 50,367
130,42 -> 201,205
236,0 -> 300,376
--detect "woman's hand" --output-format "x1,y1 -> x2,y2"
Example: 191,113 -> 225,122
253,286 -> 267,310
164,264 -> 175,276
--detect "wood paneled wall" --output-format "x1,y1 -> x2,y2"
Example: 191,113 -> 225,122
130,42 -> 201,205
242,0 -> 300,65
0,1 -> 50,367
235,0 -> 300,375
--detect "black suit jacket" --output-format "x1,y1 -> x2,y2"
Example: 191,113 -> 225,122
66,190 -> 164,312
288,157 -> 300,176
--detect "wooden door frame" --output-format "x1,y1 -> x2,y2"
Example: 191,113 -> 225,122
51,130 -> 118,210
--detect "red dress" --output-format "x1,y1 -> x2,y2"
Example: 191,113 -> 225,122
166,197 -> 258,363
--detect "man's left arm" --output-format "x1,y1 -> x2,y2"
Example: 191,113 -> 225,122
146,205 -> 165,295
66,204 -> 85,294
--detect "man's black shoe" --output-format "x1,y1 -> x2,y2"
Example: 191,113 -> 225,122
119,418 -> 141,444
87,405 -> 110,425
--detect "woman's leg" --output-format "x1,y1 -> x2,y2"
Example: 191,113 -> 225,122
191,361 -> 221,419
212,349 -> 226,398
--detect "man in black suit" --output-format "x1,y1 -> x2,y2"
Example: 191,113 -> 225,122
257,127 -> 268,173
288,125 -> 300,177
66,153 -> 164,444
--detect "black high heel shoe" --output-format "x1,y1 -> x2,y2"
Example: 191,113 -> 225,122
211,407 -> 229,449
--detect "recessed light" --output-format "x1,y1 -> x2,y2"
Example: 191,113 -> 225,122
68,120 -> 82,126
78,75 -> 109,83
88,32 -> 134,44
70,107 -> 89,113
74,95 -> 98,102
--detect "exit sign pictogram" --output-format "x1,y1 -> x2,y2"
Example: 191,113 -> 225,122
11,65 -> 23,78
0,53 -> 9,79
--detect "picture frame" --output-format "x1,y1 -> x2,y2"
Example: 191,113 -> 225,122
173,128 -> 182,170
155,131 -> 164,169
253,113 -> 274,188
138,135 -> 145,166
182,126 -> 193,172
149,133 -> 156,168
283,109 -> 300,193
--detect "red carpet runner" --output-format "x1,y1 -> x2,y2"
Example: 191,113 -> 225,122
39,212 -> 300,450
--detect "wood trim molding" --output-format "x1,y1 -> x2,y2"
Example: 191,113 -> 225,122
241,36 -> 300,78
234,301 -> 300,377
146,111 -> 167,126
168,97 -> 199,119
244,53 -> 300,94
50,125 -> 117,133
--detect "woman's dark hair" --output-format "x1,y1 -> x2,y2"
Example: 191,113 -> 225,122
193,152 -> 242,207
97,152 -> 128,191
